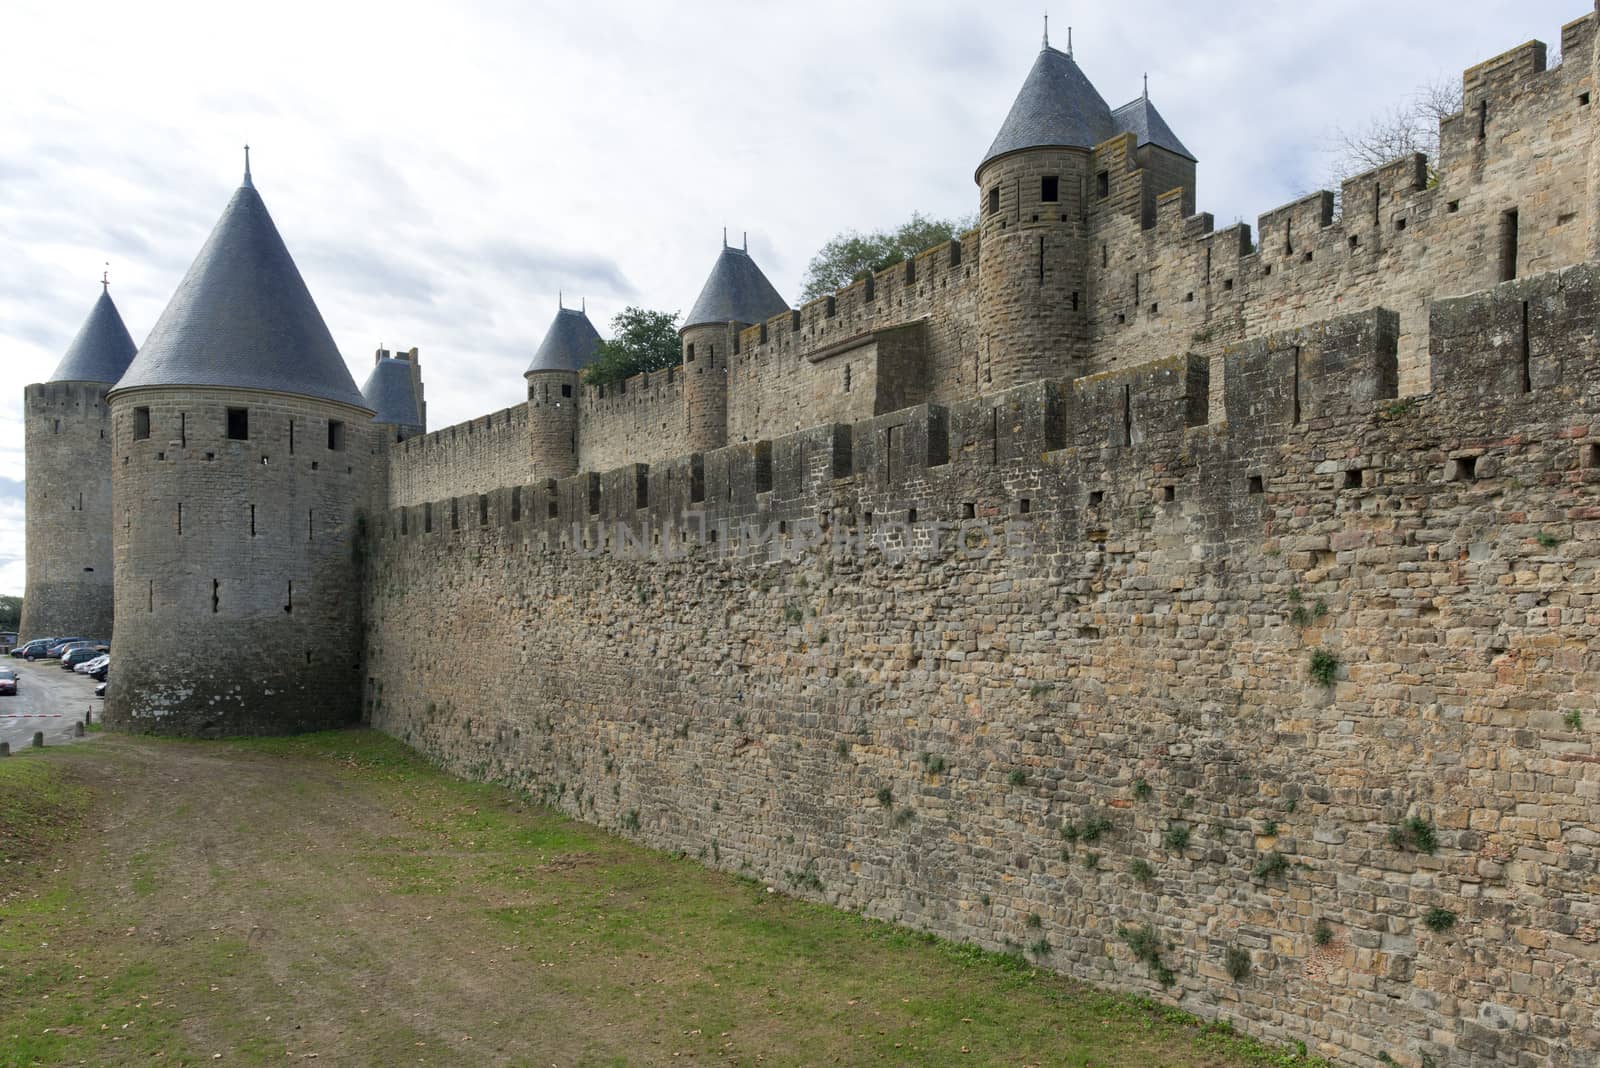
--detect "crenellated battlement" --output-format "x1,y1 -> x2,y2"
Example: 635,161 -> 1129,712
384,263 -> 1598,563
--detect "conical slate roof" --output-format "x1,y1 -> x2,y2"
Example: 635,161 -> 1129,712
111,174 -> 369,411
683,246 -> 788,331
48,287 -> 137,384
527,306 -> 602,373
1112,94 -> 1195,161
361,357 -> 424,431
980,44 -> 1115,175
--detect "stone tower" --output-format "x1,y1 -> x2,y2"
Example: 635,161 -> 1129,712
976,30 -> 1193,388
362,347 -> 426,444
20,284 -> 138,641
680,239 -> 788,453
526,303 -> 601,480
105,159 -> 375,736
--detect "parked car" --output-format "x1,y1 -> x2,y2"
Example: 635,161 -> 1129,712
62,647 -> 103,670
76,654 -> 110,675
41,637 -> 90,659
94,679 -> 107,698
0,668 -> 16,695
14,638 -> 59,659
49,641 -> 93,661
91,660 -> 109,682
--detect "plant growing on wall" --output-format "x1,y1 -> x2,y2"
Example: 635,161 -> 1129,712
1388,816 -> 1438,855
1309,648 -> 1340,687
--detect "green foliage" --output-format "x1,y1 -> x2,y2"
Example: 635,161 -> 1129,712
1082,851 -> 1101,870
1129,858 -> 1155,885
1537,532 -> 1562,549
785,865 -> 825,893
1260,821 -> 1279,838
1164,824 -> 1191,852
1388,815 -> 1438,855
1118,923 -> 1176,987
1313,919 -> 1333,947
1027,682 -> 1055,698
1029,936 -> 1052,957
0,594 -> 23,632
1061,814 -> 1113,846
580,306 -> 682,387
1132,777 -> 1154,801
1563,709 -> 1583,730
1308,648 -> 1340,687
799,211 -> 975,302
783,602 -> 804,625
1026,912 -> 1043,929
1423,906 -> 1457,932
919,752 -> 947,775
1008,769 -> 1028,787
1381,397 -> 1419,419
620,808 -> 640,832
876,786 -> 893,808
893,807 -> 916,828
1224,946 -> 1252,982
1252,852 -> 1290,879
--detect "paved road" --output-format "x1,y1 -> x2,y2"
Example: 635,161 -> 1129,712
0,657 -> 101,751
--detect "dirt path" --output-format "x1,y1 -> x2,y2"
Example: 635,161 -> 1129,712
0,732 -> 1312,1067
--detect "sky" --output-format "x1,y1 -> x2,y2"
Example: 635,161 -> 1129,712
0,0 -> 1587,597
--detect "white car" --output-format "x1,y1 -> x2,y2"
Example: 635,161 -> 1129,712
77,654 -> 110,675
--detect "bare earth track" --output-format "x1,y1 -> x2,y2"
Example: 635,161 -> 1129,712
0,733 -> 1318,1067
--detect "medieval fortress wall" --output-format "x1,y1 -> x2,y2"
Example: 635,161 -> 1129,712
366,268 -> 1600,1065
19,5 -> 1600,1064
359,12 -> 1600,1065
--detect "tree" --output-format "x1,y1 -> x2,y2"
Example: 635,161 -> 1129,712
1323,78 -> 1463,193
799,211 -> 976,303
0,595 -> 19,633
581,307 -> 682,387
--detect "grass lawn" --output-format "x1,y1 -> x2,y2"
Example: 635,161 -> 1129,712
0,730 -> 1325,1066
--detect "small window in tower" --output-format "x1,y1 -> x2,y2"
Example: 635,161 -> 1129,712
511,485 -> 522,522
686,343 -> 696,362
1581,92 -> 1592,107
987,186 -> 1000,215
133,407 -> 151,440
561,383 -> 572,398
1096,171 -> 1109,198
327,420 -> 345,451
1041,175 -> 1059,202
227,407 -> 249,440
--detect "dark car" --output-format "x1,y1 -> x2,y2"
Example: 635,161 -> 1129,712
0,668 -> 16,695
94,679 -> 107,699
40,638 -> 90,659
62,647 -> 103,670
14,638 -> 58,659
48,640 -> 93,660
91,659 -> 109,682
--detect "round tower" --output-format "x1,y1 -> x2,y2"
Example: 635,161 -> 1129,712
975,29 -> 1104,388
361,348 -> 426,444
105,158 -> 375,737
525,303 -> 601,479
20,284 -> 138,642
680,239 -> 788,454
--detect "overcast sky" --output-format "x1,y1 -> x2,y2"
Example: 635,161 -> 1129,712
0,0 -> 1586,597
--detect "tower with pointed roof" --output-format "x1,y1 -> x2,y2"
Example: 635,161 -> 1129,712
363,347 -> 427,444
976,26 -> 1195,387
680,238 -> 788,453
104,158 -> 377,737
20,283 -> 139,642
526,303 -> 601,479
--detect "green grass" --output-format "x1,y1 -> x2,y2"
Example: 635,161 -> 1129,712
0,730 -> 1332,1067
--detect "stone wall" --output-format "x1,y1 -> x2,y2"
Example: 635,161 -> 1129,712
107,387 -> 372,735
20,381 -> 116,641
364,266 -> 1600,1067
578,366 -> 691,471
1084,15 -> 1598,399
386,403 -> 527,508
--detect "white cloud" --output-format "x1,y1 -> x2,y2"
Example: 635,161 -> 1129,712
0,0 -> 1584,596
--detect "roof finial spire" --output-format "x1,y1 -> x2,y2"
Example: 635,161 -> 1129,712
243,143 -> 252,187
1067,25 -> 1073,58
101,262 -> 110,291
558,290 -> 564,310
723,226 -> 728,248
581,296 -> 586,312
743,231 -> 748,252
1143,72 -> 1149,99
1042,12 -> 1048,49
